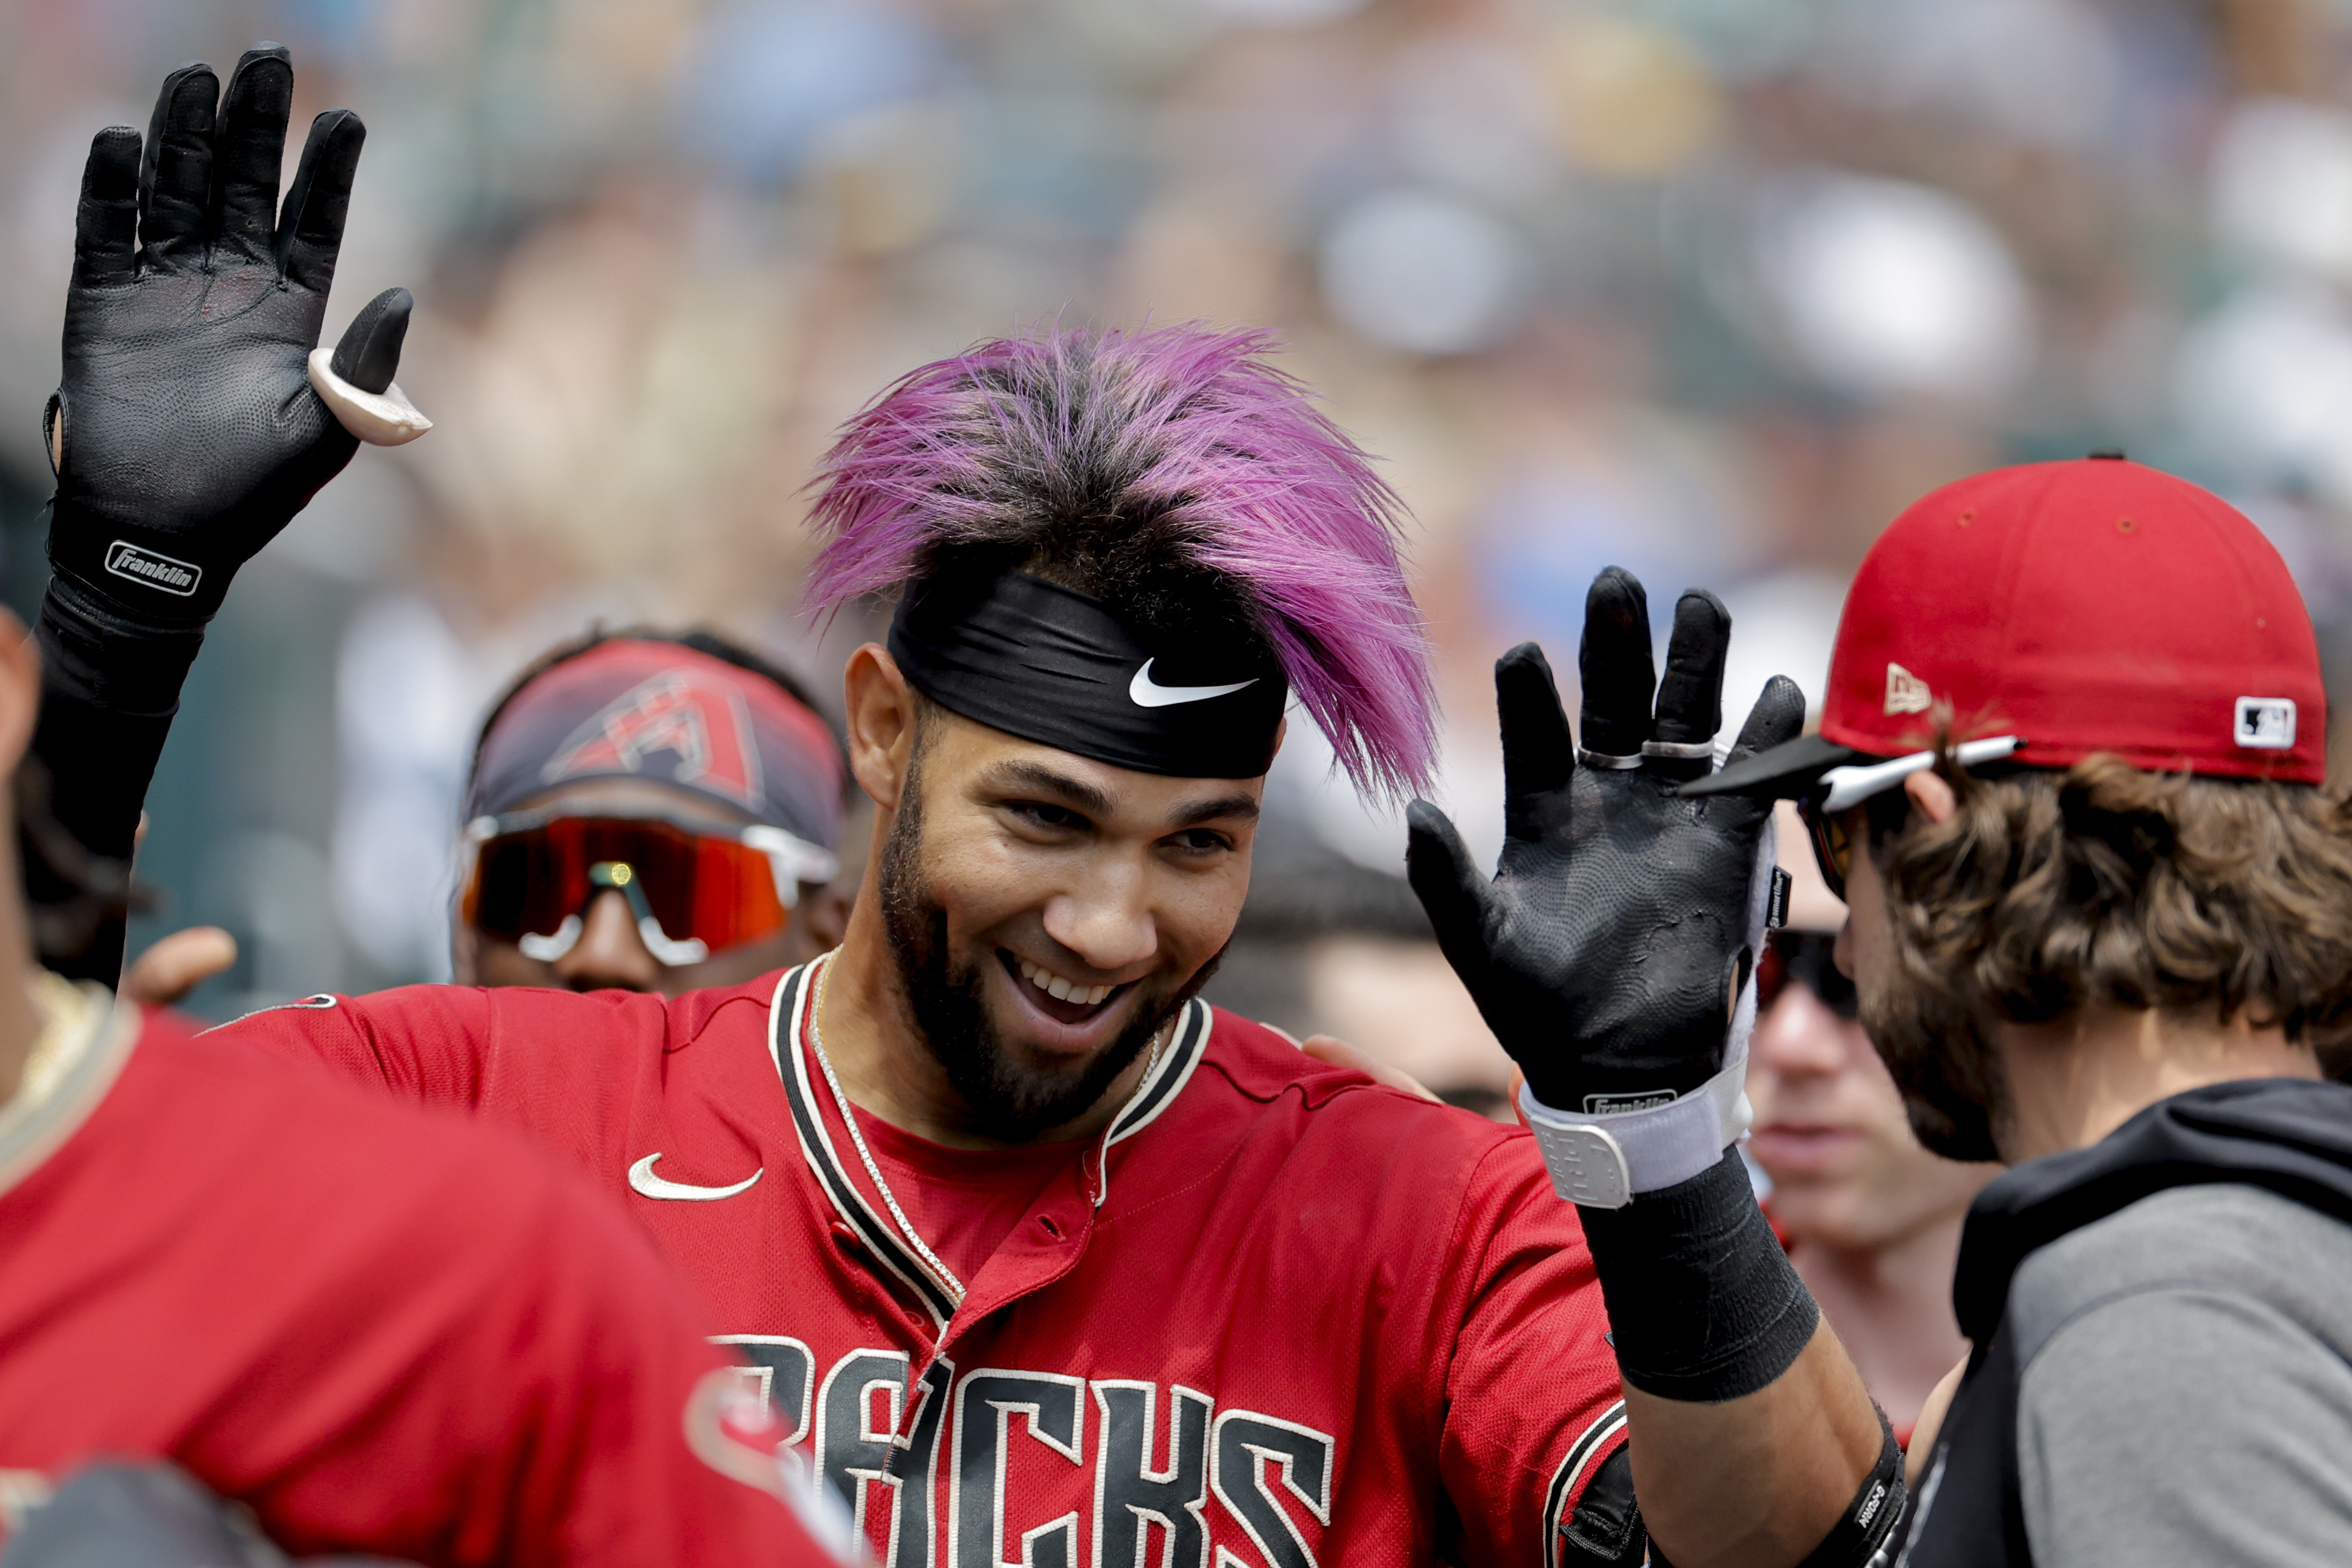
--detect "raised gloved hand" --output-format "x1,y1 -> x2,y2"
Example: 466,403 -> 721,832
44,44 -> 414,627
1412,573 -> 1845,1441
1407,567 -> 1804,1119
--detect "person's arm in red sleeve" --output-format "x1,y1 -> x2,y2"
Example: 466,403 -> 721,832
204,986 -> 504,1108
206,984 -> 672,1192
204,1091 -> 851,1568
438,1158 -> 855,1568
1435,1139 -> 1640,1567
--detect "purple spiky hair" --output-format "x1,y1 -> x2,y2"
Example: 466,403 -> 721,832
804,324 -> 1437,800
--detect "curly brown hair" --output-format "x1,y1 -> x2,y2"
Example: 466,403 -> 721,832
1862,747 -> 2352,1160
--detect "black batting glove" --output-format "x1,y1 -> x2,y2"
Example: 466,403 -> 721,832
1407,567 -> 1806,1113
44,44 -> 410,627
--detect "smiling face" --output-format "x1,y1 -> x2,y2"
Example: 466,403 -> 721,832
868,694 -> 1263,1141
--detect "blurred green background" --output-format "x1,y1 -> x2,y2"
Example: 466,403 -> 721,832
4,0 -> 2348,1015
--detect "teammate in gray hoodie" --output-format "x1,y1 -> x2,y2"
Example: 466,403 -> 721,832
1400,454 -> 2352,1566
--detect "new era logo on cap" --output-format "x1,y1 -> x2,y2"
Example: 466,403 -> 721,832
2235,697 -> 2297,750
1884,663 -> 1931,716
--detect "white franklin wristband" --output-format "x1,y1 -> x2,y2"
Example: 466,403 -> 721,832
1520,1048 -> 1752,1209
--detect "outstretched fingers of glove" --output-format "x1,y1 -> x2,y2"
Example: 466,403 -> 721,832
1652,590 -> 1729,773
1495,643 -> 1575,839
1728,674 -> 1808,766
138,65 -> 219,264
72,128 -> 142,288
274,109 -> 365,293
1406,800 -> 1498,983
331,288 -> 412,393
210,45 -> 294,254
1578,567 -> 1656,760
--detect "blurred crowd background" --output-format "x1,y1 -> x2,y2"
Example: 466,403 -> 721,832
3,0 -> 2350,1027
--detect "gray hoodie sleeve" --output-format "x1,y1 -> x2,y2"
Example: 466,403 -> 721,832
2010,1186 -> 2352,1567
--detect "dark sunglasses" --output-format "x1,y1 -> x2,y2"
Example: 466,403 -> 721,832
1756,929 -> 1857,1019
1796,733 -> 2024,901
460,807 -> 837,967
1798,795 -> 1857,902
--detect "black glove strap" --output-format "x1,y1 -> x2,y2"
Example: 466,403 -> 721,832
1576,1148 -> 1819,1402
45,504 -> 225,626
31,569 -> 207,983
1793,1408 -> 1906,1568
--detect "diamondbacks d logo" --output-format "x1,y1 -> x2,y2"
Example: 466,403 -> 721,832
542,671 -> 765,808
103,540 -> 201,598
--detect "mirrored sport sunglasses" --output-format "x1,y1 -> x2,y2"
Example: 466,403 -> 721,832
460,806 -> 839,968
1798,733 -> 2025,901
1755,929 -> 1856,1020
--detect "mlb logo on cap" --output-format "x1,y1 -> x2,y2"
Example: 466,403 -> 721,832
1692,456 -> 2327,804
2235,697 -> 2298,750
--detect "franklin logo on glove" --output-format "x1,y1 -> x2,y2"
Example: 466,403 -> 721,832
101,543 -> 199,598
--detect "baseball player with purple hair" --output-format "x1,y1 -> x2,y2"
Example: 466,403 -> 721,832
32,51 -> 1861,1568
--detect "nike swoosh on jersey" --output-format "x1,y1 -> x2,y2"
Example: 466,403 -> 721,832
1128,660 -> 1259,708
628,1153 -> 763,1201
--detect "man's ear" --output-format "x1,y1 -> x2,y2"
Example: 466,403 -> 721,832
843,644 -> 919,813
1904,768 -> 1957,824
0,610 -> 40,777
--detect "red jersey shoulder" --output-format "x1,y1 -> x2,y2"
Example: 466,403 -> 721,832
1139,1006 -> 1563,1252
664,969 -> 790,1042
119,1013 -> 640,1245
1197,1005 -> 1524,1150
3,1014 -> 846,1567
466,971 -> 783,1055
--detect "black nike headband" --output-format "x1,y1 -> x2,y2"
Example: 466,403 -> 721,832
888,571 -> 1287,778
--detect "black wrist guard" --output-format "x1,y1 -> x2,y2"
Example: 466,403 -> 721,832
1794,1407 -> 1905,1568
1576,1148 -> 1819,1402
38,569 -> 208,731
29,570 -> 206,982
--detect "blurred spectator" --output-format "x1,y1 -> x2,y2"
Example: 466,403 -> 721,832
1201,800 -> 1512,1117
1744,804 -> 1998,1440
1,0 -> 2342,1008
454,629 -> 852,995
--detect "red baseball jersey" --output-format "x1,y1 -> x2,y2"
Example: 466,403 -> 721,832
0,999 -> 843,1567
217,962 -> 1636,1567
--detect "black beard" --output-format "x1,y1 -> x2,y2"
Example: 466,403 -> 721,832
1860,954 -> 2010,1164
877,772 -> 1218,1142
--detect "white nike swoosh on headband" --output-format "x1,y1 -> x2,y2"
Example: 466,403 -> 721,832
628,1153 -> 762,1202
1128,659 -> 1259,708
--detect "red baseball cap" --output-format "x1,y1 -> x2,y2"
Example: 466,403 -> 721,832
1691,455 -> 2326,803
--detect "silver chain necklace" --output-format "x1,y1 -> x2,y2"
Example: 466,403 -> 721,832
805,954 -> 1165,1309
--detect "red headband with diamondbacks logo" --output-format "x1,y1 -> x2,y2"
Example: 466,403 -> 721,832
469,640 -> 844,849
